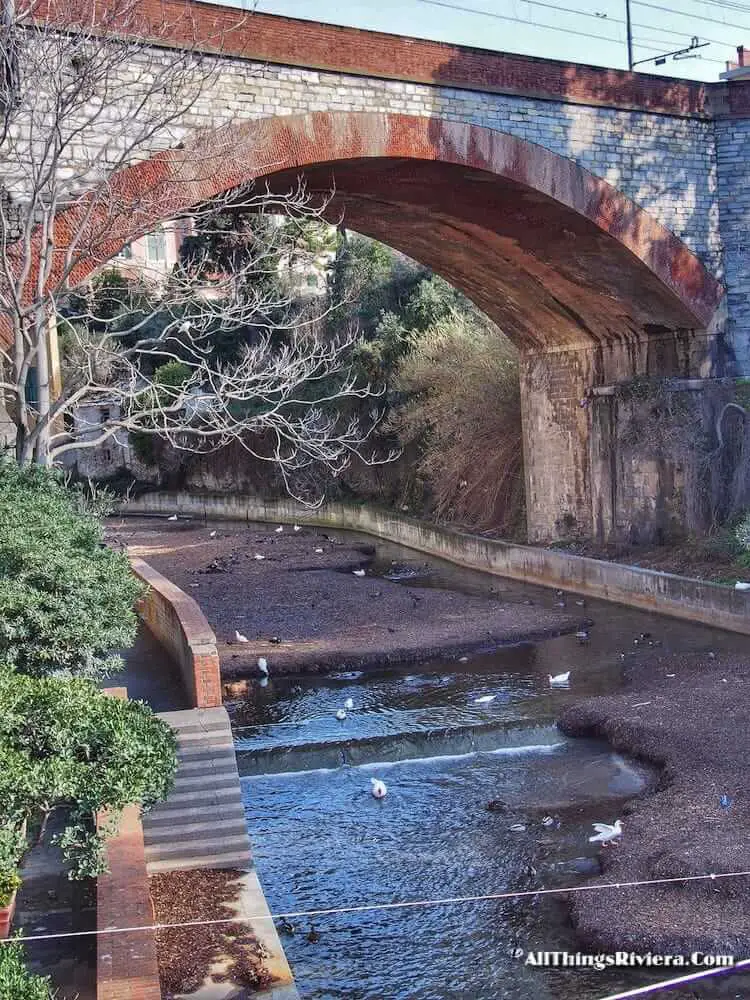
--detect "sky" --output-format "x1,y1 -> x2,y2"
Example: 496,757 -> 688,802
216,0 -> 750,82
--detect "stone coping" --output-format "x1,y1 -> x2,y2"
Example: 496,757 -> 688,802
122,492 -> 750,636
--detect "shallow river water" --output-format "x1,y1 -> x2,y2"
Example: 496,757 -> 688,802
234,531 -> 750,1000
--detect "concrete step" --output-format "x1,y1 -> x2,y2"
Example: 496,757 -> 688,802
170,772 -> 240,792
144,817 -> 249,843
146,851 -> 252,874
147,784 -> 240,809
144,801 -> 247,828
144,833 -> 250,862
175,751 -> 238,775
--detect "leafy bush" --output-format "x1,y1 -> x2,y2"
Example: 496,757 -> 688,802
0,672 -> 177,878
0,870 -> 21,908
735,512 -> 750,552
0,938 -> 53,999
0,458 -> 144,679
389,311 -> 524,535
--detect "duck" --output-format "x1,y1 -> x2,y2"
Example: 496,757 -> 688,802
279,917 -> 295,936
370,777 -> 387,799
344,697 -> 354,711
257,657 -> 269,676
306,925 -> 320,944
234,630 -> 249,643
335,708 -> 347,721
589,820 -> 623,845
549,672 -> 570,687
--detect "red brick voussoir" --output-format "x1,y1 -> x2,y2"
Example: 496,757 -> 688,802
32,112 -> 723,336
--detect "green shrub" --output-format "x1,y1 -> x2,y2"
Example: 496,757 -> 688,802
0,938 -> 53,999
0,458 -> 144,679
0,870 -> 20,908
735,512 -> 750,553
0,672 -> 177,879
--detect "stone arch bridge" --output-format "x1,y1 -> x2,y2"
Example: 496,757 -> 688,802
26,0 -> 750,542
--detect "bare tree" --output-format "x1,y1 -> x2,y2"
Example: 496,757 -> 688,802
0,0 -> 392,497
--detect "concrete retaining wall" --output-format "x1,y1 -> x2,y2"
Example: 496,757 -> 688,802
123,491 -> 750,636
129,554 -> 222,709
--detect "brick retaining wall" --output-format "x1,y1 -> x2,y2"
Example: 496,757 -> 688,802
129,555 -> 222,709
97,688 -> 161,1000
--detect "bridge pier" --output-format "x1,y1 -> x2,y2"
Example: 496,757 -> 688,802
520,333 -> 729,545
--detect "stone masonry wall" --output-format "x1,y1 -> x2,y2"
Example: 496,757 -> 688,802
101,54 -> 721,276
715,117 -> 750,373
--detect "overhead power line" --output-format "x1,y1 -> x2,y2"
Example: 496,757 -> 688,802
633,0 -> 750,35
413,0 -> 728,66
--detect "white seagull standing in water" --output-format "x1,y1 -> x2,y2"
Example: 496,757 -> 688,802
257,657 -> 269,676
344,697 -> 354,711
589,820 -> 623,845
549,672 -> 571,687
370,778 -> 387,799
167,514 -> 178,521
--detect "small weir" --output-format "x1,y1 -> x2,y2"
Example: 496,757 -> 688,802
228,536 -> 750,999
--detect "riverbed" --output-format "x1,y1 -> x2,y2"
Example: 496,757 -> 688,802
115,516 -> 750,998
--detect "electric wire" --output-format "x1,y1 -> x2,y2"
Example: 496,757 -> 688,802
3,869 -> 750,944
596,957 -> 750,1000
413,0 -> 730,64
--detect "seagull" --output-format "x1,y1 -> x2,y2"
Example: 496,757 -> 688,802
257,657 -> 269,676
549,672 -> 571,687
293,524 -> 301,532
370,777 -> 387,799
542,815 -> 555,827
253,553 -> 265,561
458,656 -> 469,663
335,708 -> 347,721
235,630 -> 249,643
735,581 -> 750,590
344,697 -> 354,711
167,514 -> 178,521
314,547 -> 324,554
209,530 -> 217,538
589,820 -> 623,845
352,569 -> 366,577
275,526 -> 284,534
474,695 -> 497,704
509,823 -> 526,833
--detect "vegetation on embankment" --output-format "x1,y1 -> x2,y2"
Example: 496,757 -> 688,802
75,226 -> 526,537
0,459 -> 178,994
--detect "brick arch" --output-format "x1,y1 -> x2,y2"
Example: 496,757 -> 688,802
78,111 -> 723,351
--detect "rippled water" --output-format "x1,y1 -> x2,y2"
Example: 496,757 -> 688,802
231,530 -> 750,1000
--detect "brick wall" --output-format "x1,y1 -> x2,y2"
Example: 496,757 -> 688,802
97,688 -> 161,1000
129,556 -> 222,709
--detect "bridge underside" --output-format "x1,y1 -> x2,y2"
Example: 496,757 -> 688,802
262,156 -> 723,543
264,157 -> 705,358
